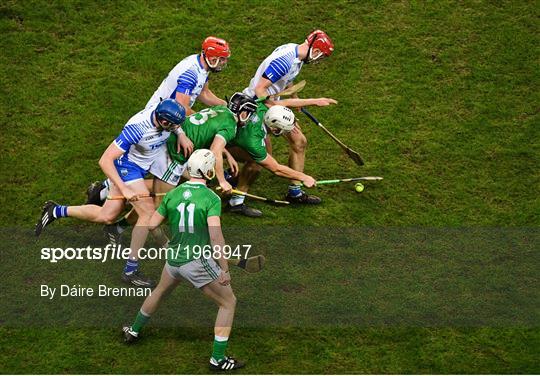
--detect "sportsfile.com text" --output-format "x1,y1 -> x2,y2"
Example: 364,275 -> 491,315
40,244 -> 252,263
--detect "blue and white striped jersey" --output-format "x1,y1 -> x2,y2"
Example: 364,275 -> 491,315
244,44 -> 303,98
114,103 -> 170,170
146,54 -> 209,109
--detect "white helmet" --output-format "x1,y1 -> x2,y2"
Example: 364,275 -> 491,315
264,105 -> 295,136
187,149 -> 216,180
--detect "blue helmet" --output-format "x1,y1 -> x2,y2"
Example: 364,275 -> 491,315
155,99 -> 186,127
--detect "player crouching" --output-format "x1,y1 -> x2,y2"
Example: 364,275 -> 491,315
122,149 -> 244,371
226,104 -> 317,216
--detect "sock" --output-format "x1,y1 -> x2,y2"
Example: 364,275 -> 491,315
288,184 -> 303,198
211,335 -> 229,362
124,259 -> 139,274
224,170 -> 236,186
99,180 -> 110,201
116,217 -> 130,233
229,194 -> 245,207
131,309 -> 150,334
52,205 -> 68,218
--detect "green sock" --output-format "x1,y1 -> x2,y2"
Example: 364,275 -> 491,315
131,310 -> 150,333
212,336 -> 229,361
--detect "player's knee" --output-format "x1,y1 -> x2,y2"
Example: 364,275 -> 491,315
245,162 -> 262,175
291,135 -> 307,153
136,203 -> 155,218
225,293 -> 237,310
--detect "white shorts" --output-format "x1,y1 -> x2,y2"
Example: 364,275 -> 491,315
148,148 -> 187,186
165,258 -> 221,288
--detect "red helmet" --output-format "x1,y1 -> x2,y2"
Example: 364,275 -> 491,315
202,36 -> 231,59
306,30 -> 334,58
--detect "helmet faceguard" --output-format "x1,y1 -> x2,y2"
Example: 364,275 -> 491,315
304,30 -> 334,64
187,149 -> 216,180
227,92 -> 258,125
157,118 -> 179,131
264,105 -> 295,136
155,99 -> 186,131
202,36 -> 231,72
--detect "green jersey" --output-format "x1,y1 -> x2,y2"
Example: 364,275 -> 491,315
230,103 -> 269,163
167,106 -> 237,164
157,181 -> 222,266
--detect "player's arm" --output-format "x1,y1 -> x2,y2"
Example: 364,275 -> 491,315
171,124 -> 194,157
170,92 -> 195,156
273,97 -> 338,108
210,136 -> 232,193
258,154 -> 316,187
174,70 -> 197,115
254,65 -> 337,108
255,77 -> 336,108
254,76 -> 277,106
99,143 -> 127,193
99,135 -> 139,200
173,92 -> 195,116
222,148 -> 239,176
198,82 -> 226,106
208,216 -> 230,285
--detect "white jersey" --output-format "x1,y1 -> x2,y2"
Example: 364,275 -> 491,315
146,54 -> 209,109
244,43 -> 303,98
114,103 -> 170,170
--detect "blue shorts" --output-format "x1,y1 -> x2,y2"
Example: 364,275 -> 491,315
114,159 -> 147,183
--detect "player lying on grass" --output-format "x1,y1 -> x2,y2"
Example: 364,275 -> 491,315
243,29 -> 336,204
226,104 -> 318,217
123,149 -> 245,371
86,36 -> 231,201
35,99 -> 187,288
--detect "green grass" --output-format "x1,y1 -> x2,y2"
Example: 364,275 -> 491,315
1,0 -> 539,374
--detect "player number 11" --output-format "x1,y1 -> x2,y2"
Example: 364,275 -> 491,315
177,202 -> 195,233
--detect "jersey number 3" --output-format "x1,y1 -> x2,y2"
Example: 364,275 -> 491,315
177,202 -> 195,233
190,108 -> 220,125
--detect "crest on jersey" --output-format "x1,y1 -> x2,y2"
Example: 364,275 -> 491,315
183,190 -> 192,200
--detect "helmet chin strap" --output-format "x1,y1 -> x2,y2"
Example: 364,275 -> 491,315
198,168 -> 216,181
303,33 -> 319,64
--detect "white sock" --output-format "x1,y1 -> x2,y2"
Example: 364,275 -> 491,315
99,180 -> 110,201
229,194 -> 245,207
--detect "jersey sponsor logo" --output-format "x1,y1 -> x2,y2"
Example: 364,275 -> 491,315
149,140 -> 167,150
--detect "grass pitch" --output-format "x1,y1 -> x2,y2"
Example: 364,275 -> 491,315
1,1 -> 538,374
